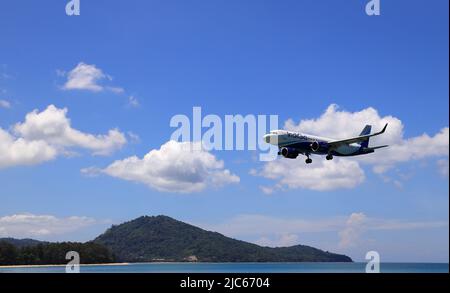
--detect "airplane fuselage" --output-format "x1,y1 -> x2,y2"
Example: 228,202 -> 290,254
264,130 -> 374,158
264,123 -> 388,163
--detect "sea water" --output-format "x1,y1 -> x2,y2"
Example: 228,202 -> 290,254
0,262 -> 448,273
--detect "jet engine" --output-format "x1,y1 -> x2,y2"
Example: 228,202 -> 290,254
281,147 -> 299,159
310,141 -> 320,152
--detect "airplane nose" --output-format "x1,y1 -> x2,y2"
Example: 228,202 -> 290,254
263,134 -> 271,143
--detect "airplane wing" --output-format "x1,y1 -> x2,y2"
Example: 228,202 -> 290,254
328,123 -> 388,147
368,145 -> 389,150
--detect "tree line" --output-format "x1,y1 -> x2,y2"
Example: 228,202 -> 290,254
0,241 -> 116,266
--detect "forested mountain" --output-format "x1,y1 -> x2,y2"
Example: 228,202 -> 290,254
0,215 -> 352,265
94,215 -> 352,263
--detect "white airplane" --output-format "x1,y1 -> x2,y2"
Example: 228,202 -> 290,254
263,124 -> 389,164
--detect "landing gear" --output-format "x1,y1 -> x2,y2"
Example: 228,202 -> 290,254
305,154 -> 312,164
326,154 -> 333,161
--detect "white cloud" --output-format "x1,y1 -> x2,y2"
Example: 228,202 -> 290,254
368,127 -> 449,173
14,105 -> 127,156
198,213 -> 448,249
0,99 -> 11,109
63,62 -> 105,92
285,104 -> 449,173
101,140 -> 240,193
338,212 -> 368,248
0,128 -> 57,169
0,213 -> 96,239
62,62 -> 123,93
257,104 -> 448,192
285,105 -> 402,144
257,158 -> 365,191
0,105 -> 127,169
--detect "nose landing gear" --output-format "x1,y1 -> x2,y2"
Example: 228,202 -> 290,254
326,154 -> 333,161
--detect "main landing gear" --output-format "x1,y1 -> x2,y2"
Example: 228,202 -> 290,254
305,154 -> 312,164
326,154 -> 334,161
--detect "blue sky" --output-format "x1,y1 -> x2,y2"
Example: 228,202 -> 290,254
0,0 -> 448,262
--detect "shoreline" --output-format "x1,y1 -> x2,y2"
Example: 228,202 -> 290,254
0,261 -> 448,269
0,263 -> 130,269
0,261 -> 354,268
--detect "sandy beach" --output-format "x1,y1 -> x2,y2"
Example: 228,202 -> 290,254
0,263 -> 130,269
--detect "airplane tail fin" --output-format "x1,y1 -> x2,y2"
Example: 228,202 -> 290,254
359,125 -> 372,148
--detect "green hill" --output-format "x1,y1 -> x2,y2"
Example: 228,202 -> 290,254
94,215 -> 352,262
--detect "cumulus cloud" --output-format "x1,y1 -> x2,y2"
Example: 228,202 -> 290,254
285,104 -> 449,173
285,105 -> 401,143
14,105 -> 127,155
62,62 -> 123,93
0,105 -> 127,169
338,212 -> 368,248
0,213 -> 96,239
257,158 -> 365,191
0,99 -> 11,109
0,128 -> 57,169
369,128 -> 449,173
256,104 -> 448,192
100,140 -> 240,193
62,62 -> 105,91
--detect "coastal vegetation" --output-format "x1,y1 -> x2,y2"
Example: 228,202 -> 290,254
0,240 -> 115,265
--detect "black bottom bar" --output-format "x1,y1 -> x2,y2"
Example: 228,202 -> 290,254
1,273 -> 449,292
